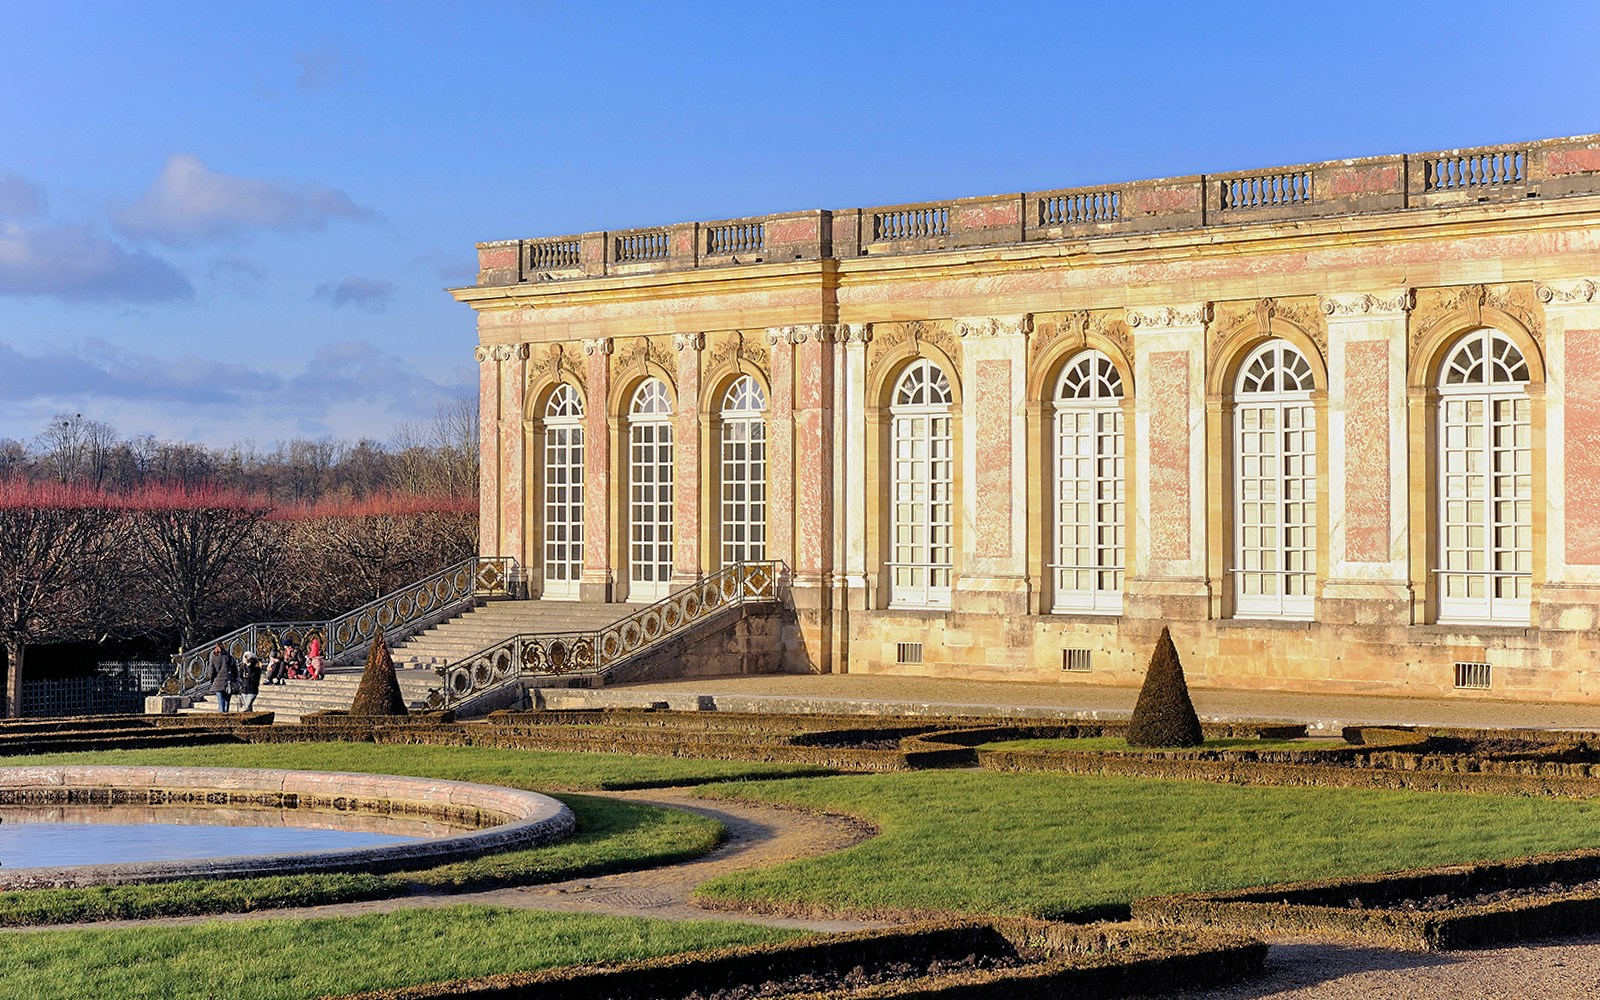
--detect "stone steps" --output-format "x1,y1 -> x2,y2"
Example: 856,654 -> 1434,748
188,666 -> 439,724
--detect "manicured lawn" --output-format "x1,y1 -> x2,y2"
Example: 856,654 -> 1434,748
0,794 -> 720,926
0,906 -> 801,1000
23,741 -> 831,790
693,770 -> 1600,919
978,737 -> 1348,752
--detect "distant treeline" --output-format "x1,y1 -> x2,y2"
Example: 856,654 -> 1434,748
0,404 -> 480,717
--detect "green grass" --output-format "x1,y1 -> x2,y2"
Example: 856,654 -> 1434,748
0,794 -> 721,926
978,737 -> 1348,752
22,741 -> 831,790
694,770 -> 1600,919
0,906 -> 801,1000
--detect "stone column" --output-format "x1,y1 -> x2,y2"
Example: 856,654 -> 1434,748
580,337 -> 613,603
953,314 -> 1032,616
1319,291 -> 1413,624
766,328 -> 797,573
1125,303 -> 1210,621
497,344 -> 529,591
1537,277 -> 1600,632
474,345 -> 501,558
786,325 -> 837,671
672,333 -> 704,586
836,324 -> 872,615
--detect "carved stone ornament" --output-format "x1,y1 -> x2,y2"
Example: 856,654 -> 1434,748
1030,309 -> 1132,367
866,319 -> 960,386
672,332 -> 705,352
835,323 -> 873,344
955,314 -> 1032,339
1125,302 -> 1213,329
708,330 -> 771,375
1319,289 -> 1415,317
530,343 -> 586,389
474,343 -> 529,364
1411,283 -> 1544,359
1536,278 -> 1600,304
1207,297 -> 1326,371
620,336 -> 673,374
581,337 -> 614,356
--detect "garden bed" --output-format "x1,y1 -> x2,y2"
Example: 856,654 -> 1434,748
1133,847 -> 1600,950
330,918 -> 1265,999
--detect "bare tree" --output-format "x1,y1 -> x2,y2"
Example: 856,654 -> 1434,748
0,482 -> 129,717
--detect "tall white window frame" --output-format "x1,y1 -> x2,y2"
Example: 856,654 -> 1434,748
541,384 -> 585,600
1232,340 -> 1317,620
889,359 -> 954,609
1435,328 -> 1532,625
1051,351 -> 1125,614
719,376 -> 767,566
627,377 -> 674,602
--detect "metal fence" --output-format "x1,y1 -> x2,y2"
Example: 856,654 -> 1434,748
22,661 -> 170,718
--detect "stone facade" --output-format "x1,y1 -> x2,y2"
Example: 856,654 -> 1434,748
452,134 -> 1600,703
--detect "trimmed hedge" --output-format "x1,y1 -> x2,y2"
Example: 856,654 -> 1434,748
328,918 -> 1266,999
1134,847 -> 1600,950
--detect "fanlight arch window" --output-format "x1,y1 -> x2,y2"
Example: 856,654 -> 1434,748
1051,351 -> 1125,614
627,377 -> 674,601
1232,340 -> 1317,619
719,376 -> 768,566
1435,328 -> 1532,625
888,359 -> 953,609
541,384 -> 585,599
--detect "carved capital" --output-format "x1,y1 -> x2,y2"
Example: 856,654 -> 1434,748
837,323 -> 873,344
956,313 -> 1032,339
489,343 -> 529,363
1320,289 -> 1415,318
473,345 -> 492,364
1537,278 -> 1600,305
581,337 -> 614,356
672,332 -> 705,352
1125,302 -> 1212,329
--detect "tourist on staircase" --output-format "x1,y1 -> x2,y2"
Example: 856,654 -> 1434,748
205,643 -> 239,713
266,649 -> 287,685
307,634 -> 325,680
238,652 -> 262,712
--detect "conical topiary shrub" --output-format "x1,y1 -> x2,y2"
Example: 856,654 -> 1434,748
350,632 -> 409,717
1126,627 -> 1202,748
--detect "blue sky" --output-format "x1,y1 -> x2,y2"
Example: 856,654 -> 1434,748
1,0 -> 1596,448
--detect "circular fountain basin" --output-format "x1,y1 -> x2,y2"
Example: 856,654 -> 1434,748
0,766 -> 575,890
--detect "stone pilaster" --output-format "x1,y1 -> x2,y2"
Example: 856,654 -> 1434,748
497,344 -> 529,586
835,324 -> 873,616
1537,278 -> 1600,628
1125,303 -> 1210,619
766,327 -> 797,576
1319,290 -> 1413,624
953,314 -> 1032,616
580,337 -> 613,602
474,345 -> 501,559
672,333 -> 704,585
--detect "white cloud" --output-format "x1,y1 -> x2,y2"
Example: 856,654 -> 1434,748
0,221 -> 192,303
114,154 -> 380,246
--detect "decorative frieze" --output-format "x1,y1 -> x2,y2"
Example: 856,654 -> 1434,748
1537,278 -> 1600,304
956,314 -> 1032,339
1125,302 -> 1212,330
1320,289 -> 1415,317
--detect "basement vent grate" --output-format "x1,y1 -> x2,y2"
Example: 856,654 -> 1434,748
1063,648 -> 1092,672
896,642 -> 924,665
1454,661 -> 1492,690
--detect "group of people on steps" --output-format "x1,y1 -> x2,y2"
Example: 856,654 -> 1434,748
203,635 -> 323,712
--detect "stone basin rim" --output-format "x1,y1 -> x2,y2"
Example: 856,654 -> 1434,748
0,765 -> 575,890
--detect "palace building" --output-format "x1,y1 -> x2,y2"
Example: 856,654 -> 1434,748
451,134 -> 1600,703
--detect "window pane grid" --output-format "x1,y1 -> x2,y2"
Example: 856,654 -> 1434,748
890,360 -> 953,609
1052,352 -> 1124,614
543,421 -> 585,597
629,378 -> 674,600
1234,342 -> 1316,619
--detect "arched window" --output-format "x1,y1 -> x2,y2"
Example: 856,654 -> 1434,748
541,385 -> 584,600
1436,328 -> 1532,625
1052,351 -> 1125,614
628,377 -> 674,601
1233,341 -> 1317,619
719,376 -> 767,566
889,359 -> 953,609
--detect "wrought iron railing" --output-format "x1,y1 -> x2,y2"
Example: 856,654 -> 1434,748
167,556 -> 518,697
428,560 -> 784,710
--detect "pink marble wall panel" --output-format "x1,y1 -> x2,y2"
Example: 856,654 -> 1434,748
1566,329 -> 1600,564
1148,351 -> 1191,561
584,349 -> 611,575
1344,340 -> 1391,563
1326,165 -> 1402,196
768,338 -> 795,567
766,216 -> 820,244
674,346 -> 701,576
1548,148 -> 1600,176
794,338 -> 833,578
478,246 -> 517,269
1127,185 -> 1200,215
952,201 -> 1020,230
477,285 -> 824,334
478,360 -> 499,556
669,226 -> 695,256
974,359 -> 1013,559
499,354 -> 525,559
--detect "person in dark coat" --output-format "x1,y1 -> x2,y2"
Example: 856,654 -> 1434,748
237,651 -> 263,711
206,642 -> 239,713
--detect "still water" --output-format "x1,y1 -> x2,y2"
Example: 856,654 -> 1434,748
0,803 -> 469,868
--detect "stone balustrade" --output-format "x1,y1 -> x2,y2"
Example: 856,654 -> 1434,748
473,134 -> 1600,286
